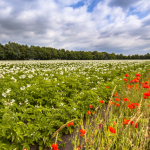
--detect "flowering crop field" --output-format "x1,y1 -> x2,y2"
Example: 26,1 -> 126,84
0,60 -> 150,150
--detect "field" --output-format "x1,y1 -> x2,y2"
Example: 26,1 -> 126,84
0,60 -> 150,150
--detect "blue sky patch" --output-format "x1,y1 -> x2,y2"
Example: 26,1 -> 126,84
69,1 -> 84,9
127,7 -> 149,19
87,0 -> 103,12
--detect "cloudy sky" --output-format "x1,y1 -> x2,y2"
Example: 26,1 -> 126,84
0,0 -> 150,55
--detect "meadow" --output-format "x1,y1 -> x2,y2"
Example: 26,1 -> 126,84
0,60 -> 150,150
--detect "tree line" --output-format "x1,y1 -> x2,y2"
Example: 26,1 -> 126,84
0,41 -> 149,60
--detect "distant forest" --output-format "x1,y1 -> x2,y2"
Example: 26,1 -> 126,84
0,41 -> 150,60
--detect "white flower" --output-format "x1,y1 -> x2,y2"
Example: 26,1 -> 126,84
28,74 -> 34,78
19,102 -> 22,105
20,86 -> 25,90
59,103 -> 64,106
6,88 -> 11,93
0,74 -> 4,78
12,99 -> 15,103
27,84 -> 31,87
35,104 -> 39,108
2,92 -> 7,97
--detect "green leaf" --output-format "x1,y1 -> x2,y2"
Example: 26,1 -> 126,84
39,146 -> 43,150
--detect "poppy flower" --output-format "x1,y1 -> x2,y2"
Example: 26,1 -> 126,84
23,149 -> 27,150
88,111 -> 91,114
70,122 -> 74,126
78,146 -> 81,150
125,74 -> 129,77
67,124 -> 70,127
108,126 -> 116,133
130,121 -> 138,128
106,87 -> 110,88
134,102 -> 139,106
80,129 -> 86,137
116,103 -> 120,106
123,78 -> 128,82
89,105 -> 93,109
113,121 -> 117,125
52,143 -> 58,150
144,81 -> 149,84
136,74 -> 141,77
123,98 -> 129,102
123,119 -> 130,125
100,100 -> 104,103
115,98 -> 120,101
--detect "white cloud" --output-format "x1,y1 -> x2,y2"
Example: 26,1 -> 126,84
0,0 -> 150,55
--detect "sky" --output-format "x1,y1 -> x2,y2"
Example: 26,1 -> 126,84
0,0 -> 150,56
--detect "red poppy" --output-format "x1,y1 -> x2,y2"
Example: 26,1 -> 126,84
88,111 -> 91,114
108,126 -> 116,133
80,129 -> 86,137
78,146 -> 81,150
123,119 -> 130,125
23,149 -> 27,150
116,103 -> 120,106
52,143 -> 58,150
113,121 -> 117,125
89,105 -> 93,109
100,100 -> 104,103
127,103 -> 136,109
125,74 -> 129,77
134,102 -> 139,106
123,98 -> 129,101
70,122 -> 74,126
144,81 -> 149,84
106,87 -> 110,88
115,98 -> 120,101
136,73 -> 141,77
130,121 -> 138,128
123,78 -> 128,82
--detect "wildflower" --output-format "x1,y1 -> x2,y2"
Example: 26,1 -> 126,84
130,121 -> 138,128
136,73 -> 141,77
23,148 -> 27,150
70,122 -> 74,126
144,81 -> 149,84
106,87 -> 110,88
115,98 -> 120,101
88,111 -> 91,114
123,78 -> 128,82
127,103 -> 136,109
67,124 -> 70,127
100,100 -> 104,103
136,77 -> 141,80
134,102 -> 139,107
78,146 -> 81,150
123,119 -> 130,125
123,98 -> 129,101
125,74 -> 129,77
108,126 -> 116,133
89,105 -> 93,109
116,103 -> 120,106
113,121 -> 117,125
93,111 -> 95,114
52,143 -> 58,150
80,129 -> 86,137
